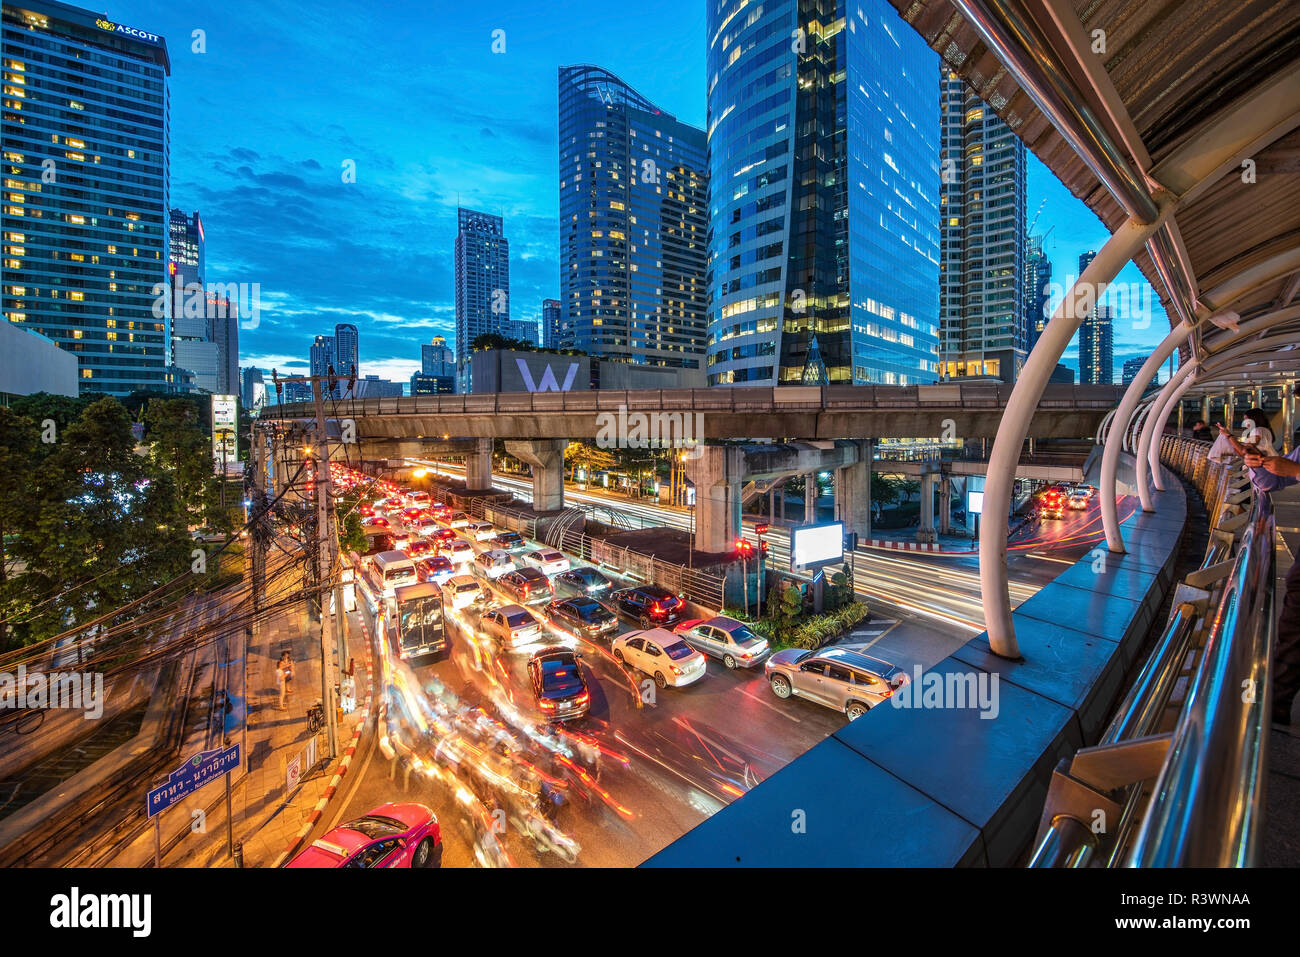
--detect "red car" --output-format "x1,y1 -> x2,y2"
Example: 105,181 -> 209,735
285,802 -> 442,868
359,503 -> 375,517
433,527 -> 458,545
404,540 -> 434,559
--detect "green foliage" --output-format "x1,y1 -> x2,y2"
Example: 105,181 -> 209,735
565,441 -> 618,479
871,471 -> 902,506
145,398 -> 228,534
337,490 -> 368,555
825,567 -> 853,611
782,601 -> 870,650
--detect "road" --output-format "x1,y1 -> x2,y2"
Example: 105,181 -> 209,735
300,466 -> 1118,867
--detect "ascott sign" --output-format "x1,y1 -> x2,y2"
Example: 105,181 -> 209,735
790,521 -> 844,572
211,394 -> 237,474
94,17 -> 163,45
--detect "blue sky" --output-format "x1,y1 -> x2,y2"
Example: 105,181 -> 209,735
110,0 -> 1170,385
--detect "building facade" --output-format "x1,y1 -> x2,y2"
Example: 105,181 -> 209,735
2,1 -> 172,395
454,207 -> 510,390
558,64 -> 709,370
421,334 -> 454,377
704,0 -> 941,387
1121,356 -> 1157,390
1079,305 -> 1114,385
939,67 -> 1027,382
334,322 -> 358,378
541,298 -> 562,349
410,372 -> 454,395
505,317 -> 538,347
239,364 -> 265,412
309,334 -> 334,381
1024,235 -> 1052,351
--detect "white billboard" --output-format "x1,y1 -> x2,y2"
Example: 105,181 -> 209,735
211,394 -> 238,474
790,521 -> 844,571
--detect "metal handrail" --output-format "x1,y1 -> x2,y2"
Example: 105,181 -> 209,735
1126,491 -> 1275,866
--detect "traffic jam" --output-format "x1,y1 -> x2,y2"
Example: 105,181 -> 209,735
322,463 -> 874,867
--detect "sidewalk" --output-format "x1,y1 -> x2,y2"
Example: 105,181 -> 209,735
159,600 -> 373,868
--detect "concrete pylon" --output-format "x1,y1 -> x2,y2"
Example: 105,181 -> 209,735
686,446 -> 745,554
504,439 -> 567,511
834,439 -> 872,540
465,437 -> 494,492
804,473 -> 817,524
938,475 -> 952,535
917,472 -> 938,544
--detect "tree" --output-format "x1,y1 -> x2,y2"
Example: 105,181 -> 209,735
336,490 -> 368,555
565,441 -> 617,481
145,398 -> 228,534
470,332 -> 534,352
0,407 -> 38,651
871,471 -> 902,507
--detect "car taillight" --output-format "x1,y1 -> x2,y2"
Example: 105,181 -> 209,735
652,603 -> 663,613
575,691 -> 589,705
540,699 -> 555,710
670,665 -> 682,675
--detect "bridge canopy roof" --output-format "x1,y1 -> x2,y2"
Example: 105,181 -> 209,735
891,0 -> 1300,389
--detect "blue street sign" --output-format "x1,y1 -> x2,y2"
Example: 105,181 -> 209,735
146,743 -> 241,819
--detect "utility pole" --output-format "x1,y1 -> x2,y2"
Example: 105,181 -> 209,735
311,377 -> 341,760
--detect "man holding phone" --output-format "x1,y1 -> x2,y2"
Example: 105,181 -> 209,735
1243,446 -> 1300,726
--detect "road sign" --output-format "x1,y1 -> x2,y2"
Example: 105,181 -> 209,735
147,744 -> 241,819
286,753 -> 302,793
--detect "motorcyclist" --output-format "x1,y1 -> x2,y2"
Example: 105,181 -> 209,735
538,779 -> 566,824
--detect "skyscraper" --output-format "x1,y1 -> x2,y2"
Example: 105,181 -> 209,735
704,0 -> 941,386
1079,305 -> 1114,385
454,207 -> 510,390
2,1 -> 171,394
421,335 -> 454,376
1024,235 -> 1052,351
1121,356 -> 1157,390
939,67 -> 1028,382
310,335 -> 334,381
541,299 -> 563,349
559,65 -> 709,369
169,209 -> 219,392
334,323 -> 358,378
209,292 -> 239,395
240,365 -> 265,412
505,317 -> 538,347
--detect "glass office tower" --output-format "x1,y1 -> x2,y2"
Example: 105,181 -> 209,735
558,65 -> 708,368
454,207 -> 510,390
2,1 -> 171,394
705,0 -> 939,386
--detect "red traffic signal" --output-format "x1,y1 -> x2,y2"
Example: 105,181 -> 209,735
755,523 -> 770,536
735,539 -> 754,557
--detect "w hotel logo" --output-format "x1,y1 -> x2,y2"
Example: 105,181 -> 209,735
516,358 -> 579,393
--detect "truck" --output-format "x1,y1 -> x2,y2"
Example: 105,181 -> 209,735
391,581 -> 447,661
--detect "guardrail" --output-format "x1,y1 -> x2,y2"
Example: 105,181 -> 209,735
1028,435 -> 1274,867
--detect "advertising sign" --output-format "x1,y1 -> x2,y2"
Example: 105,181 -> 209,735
790,521 -> 844,572
211,394 -> 238,474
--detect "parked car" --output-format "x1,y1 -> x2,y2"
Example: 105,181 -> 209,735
674,616 -> 769,669
497,567 -> 554,605
479,603 -> 544,649
544,597 -> 618,641
764,647 -> 907,720
473,548 -> 516,580
415,555 -> 455,585
285,802 -> 441,868
441,574 -> 486,612
527,646 -> 591,720
491,531 -> 527,552
554,567 -> 615,598
612,628 -> 707,689
520,548 -> 571,576
610,585 -> 685,628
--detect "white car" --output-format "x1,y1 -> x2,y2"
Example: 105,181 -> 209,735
445,511 -> 471,529
520,549 -> 570,576
443,540 -> 474,566
466,521 -> 497,542
441,575 -> 485,612
611,628 -> 707,689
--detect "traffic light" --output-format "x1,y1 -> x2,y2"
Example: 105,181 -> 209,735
760,540 -> 769,555
755,523 -> 770,536
844,531 -> 859,552
735,539 -> 754,558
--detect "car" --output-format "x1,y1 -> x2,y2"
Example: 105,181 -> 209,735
402,507 -> 425,523
520,548 -> 571,576
764,647 -> 907,720
432,527 -> 458,546
1039,489 -> 1066,519
612,628 -> 707,689
359,503 -> 375,517
285,802 -> 441,868
1067,491 -> 1089,510
443,539 -> 475,566
362,516 -> 391,529
473,548 -> 516,580
491,531 -> 527,552
544,597 -> 618,641
479,603 -> 544,649
415,555 -> 455,584
404,539 -> 434,559
674,616 -> 770,669
441,574 -> 486,612
414,515 -> 439,536
445,511 -> 471,529
497,567 -> 554,605
466,521 -> 497,542
553,567 -> 616,597
527,646 -> 590,720
610,585 -> 685,629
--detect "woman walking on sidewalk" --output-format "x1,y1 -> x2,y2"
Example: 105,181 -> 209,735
277,651 -> 295,711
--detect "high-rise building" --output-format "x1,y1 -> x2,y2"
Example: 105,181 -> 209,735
1079,250 -> 1097,273
410,372 -> 454,395
310,335 -> 334,381
168,209 -> 216,392
704,0 -> 941,386
421,335 -> 455,377
939,68 -> 1027,382
2,1 -> 172,395
1079,305 -> 1114,385
454,207 -> 510,391
354,375 -> 402,398
209,292 -> 239,395
541,299 -> 563,350
240,365 -> 265,412
1024,235 -> 1052,351
558,65 -> 709,369
334,323 -> 358,379
505,317 -> 538,347
1121,356 -> 1158,390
